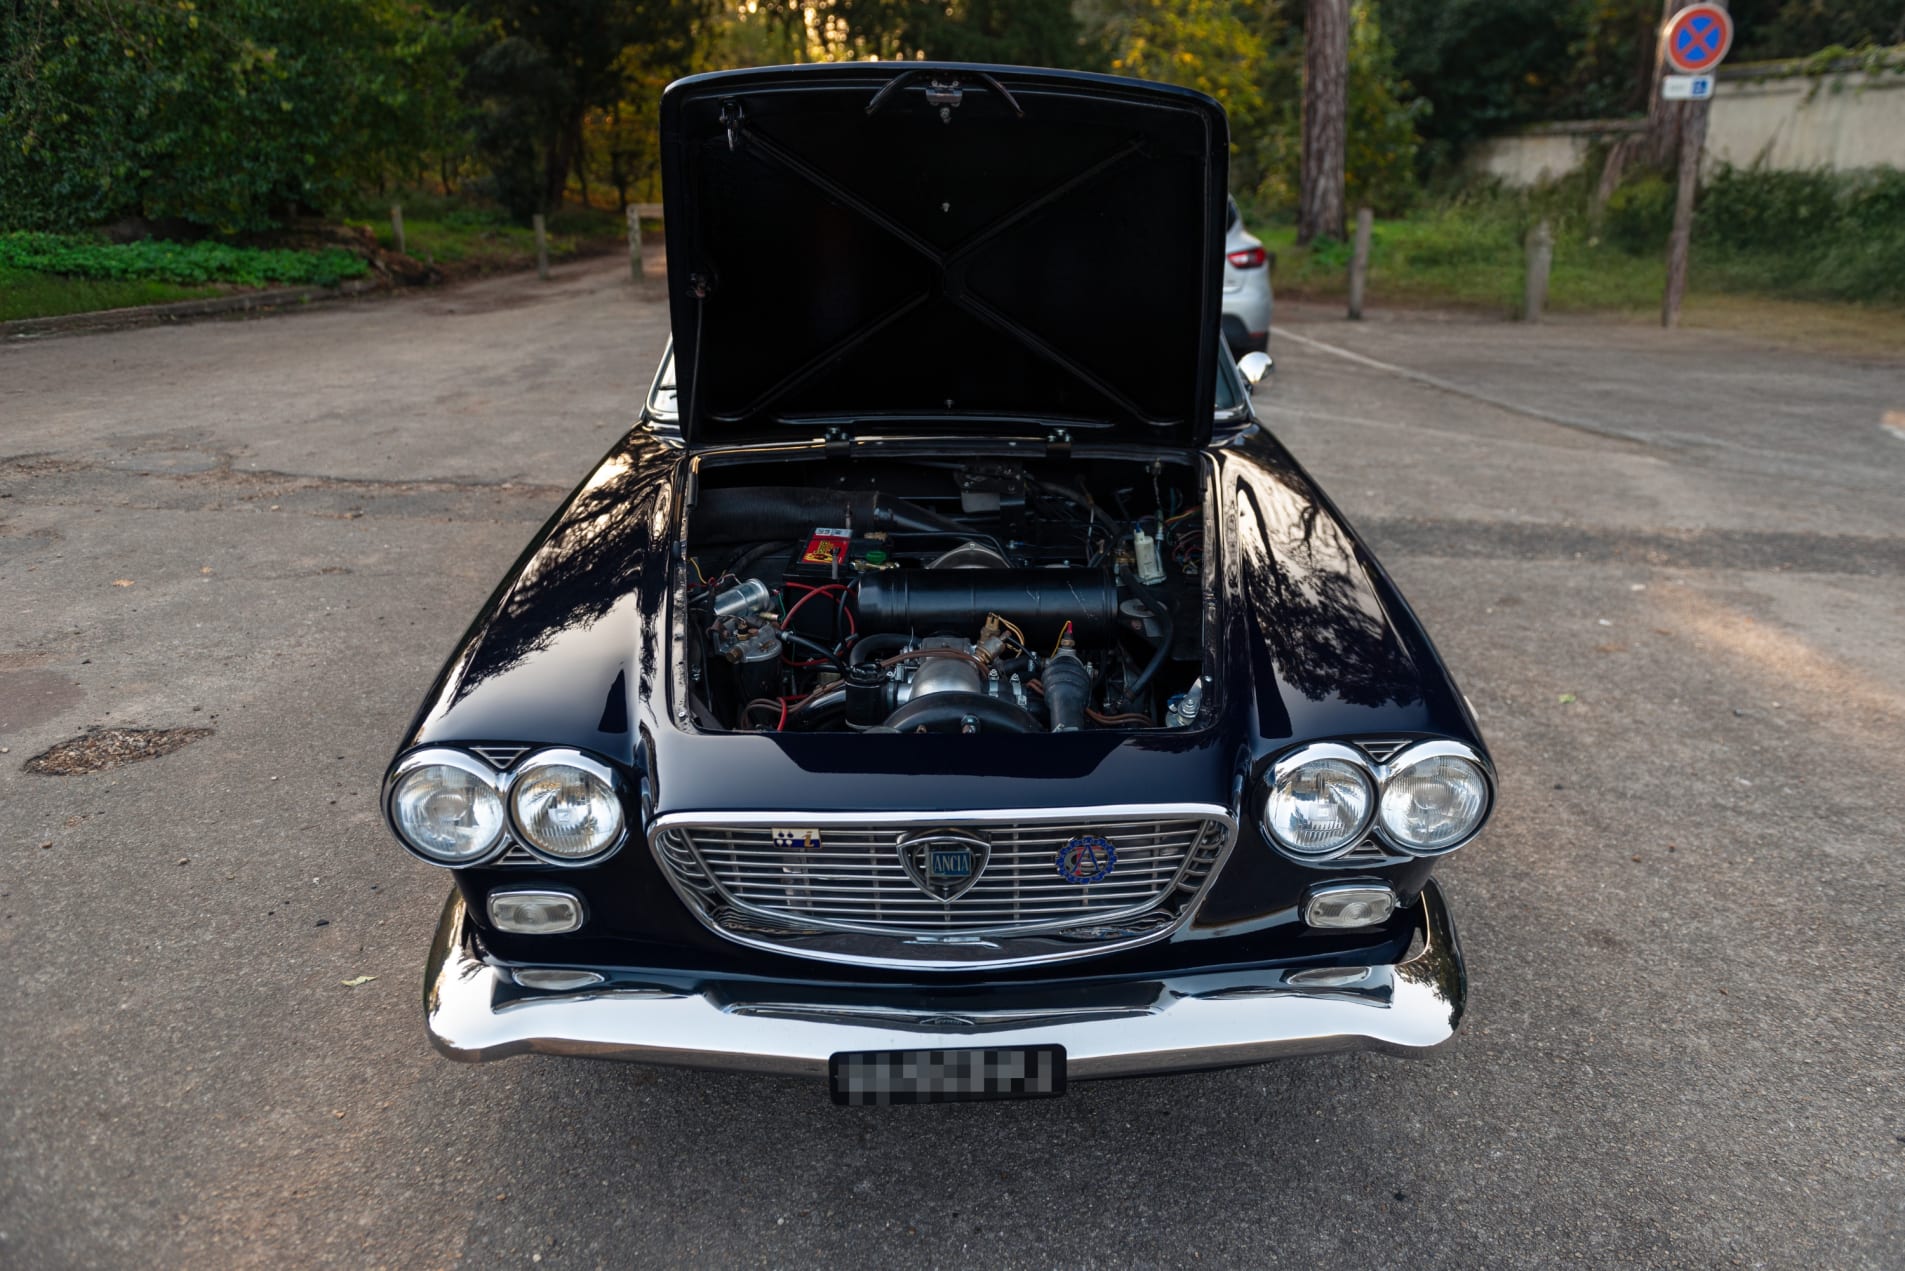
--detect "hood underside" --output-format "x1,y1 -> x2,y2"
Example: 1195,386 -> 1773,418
659,63 -> 1229,450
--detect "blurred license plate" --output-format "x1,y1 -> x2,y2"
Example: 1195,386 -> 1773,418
829,1047 -> 1066,1105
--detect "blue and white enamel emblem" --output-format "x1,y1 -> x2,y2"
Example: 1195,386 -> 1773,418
898,829 -> 990,901
1056,834 -> 1117,884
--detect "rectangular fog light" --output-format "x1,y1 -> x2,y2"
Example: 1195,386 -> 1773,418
512,968 -> 604,991
1303,883 -> 1396,929
487,889 -> 583,934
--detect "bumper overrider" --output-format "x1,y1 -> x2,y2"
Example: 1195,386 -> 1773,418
423,881 -> 1467,1079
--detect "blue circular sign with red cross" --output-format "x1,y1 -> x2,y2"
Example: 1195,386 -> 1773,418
1664,4 -> 1734,75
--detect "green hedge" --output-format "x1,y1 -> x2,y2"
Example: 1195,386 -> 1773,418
0,233 -> 370,288
1601,165 -> 1905,305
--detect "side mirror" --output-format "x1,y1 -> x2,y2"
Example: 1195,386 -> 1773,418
1237,350 -> 1273,393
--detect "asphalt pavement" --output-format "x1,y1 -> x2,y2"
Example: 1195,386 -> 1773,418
2,262 -> 1901,1268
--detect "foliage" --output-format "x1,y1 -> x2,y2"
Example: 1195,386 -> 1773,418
0,0 -> 472,234
1092,0 -> 1264,120
1379,1 -> 1905,169
0,232 -> 370,286
741,0 -> 1090,65
1602,174 -> 1676,253
1695,165 -> 1905,304
1247,1 -> 1422,220
1377,0 -> 1578,168
459,0 -> 703,222
1728,0 -> 1905,62
0,267 -> 221,323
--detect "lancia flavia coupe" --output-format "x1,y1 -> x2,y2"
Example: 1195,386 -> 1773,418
386,63 -> 1492,1104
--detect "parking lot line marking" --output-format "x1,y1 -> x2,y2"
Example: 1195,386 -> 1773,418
1274,327 -> 1660,450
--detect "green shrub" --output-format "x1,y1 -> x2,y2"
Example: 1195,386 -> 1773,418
1604,175 -> 1675,253
1693,165 -> 1905,305
0,234 -> 370,288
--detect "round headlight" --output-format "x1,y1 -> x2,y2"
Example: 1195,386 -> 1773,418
1378,746 -> 1490,855
1262,745 -> 1376,859
510,752 -> 625,862
388,755 -> 506,865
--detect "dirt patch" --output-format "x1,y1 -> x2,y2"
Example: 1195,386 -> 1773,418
25,727 -> 214,775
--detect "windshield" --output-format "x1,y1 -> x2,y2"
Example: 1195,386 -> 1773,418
650,346 -> 1248,426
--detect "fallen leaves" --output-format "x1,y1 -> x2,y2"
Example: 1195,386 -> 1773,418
340,975 -> 378,988
111,578 -> 134,587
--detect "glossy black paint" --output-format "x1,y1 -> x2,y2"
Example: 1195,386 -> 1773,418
389,64 -> 1486,992
393,416 -> 1485,984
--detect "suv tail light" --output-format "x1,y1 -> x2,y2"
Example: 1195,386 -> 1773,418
1227,246 -> 1267,269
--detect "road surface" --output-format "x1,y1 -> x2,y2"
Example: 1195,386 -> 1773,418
3,263 -> 1902,1268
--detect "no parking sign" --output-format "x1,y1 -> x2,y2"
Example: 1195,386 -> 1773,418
1663,4 -> 1734,75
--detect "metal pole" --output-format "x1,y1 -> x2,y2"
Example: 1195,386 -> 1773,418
533,213 -> 549,282
1660,0 -> 1726,328
1346,207 -> 1373,321
1524,218 -> 1553,323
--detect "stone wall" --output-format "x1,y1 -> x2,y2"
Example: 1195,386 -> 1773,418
1467,62 -> 1905,185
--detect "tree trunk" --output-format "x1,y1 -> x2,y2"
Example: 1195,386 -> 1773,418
572,116 -> 591,209
1661,0 -> 1725,328
1599,1 -> 1696,226
1298,0 -> 1349,246
1642,0 -> 1683,167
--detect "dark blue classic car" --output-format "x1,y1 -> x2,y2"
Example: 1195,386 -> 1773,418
385,63 -> 1491,1104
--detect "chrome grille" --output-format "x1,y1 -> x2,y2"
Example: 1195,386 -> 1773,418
494,838 -> 540,866
652,810 -> 1232,951
471,744 -> 531,770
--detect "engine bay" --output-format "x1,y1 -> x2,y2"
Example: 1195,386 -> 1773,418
681,456 -> 1212,734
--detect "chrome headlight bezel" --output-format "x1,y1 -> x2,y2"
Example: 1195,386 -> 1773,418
382,745 -> 631,869
506,748 -> 629,867
1259,742 -> 1380,861
1373,739 -> 1493,857
1259,739 -> 1493,864
383,748 -> 510,867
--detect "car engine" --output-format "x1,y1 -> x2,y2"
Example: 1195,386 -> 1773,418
683,458 -> 1210,734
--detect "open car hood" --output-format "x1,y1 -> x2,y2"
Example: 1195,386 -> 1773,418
659,63 -> 1229,450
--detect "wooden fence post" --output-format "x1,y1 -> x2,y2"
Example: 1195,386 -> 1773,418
626,206 -> 642,283
1524,218 -> 1553,322
533,213 -> 549,281
390,204 -> 405,256
1346,207 -> 1373,320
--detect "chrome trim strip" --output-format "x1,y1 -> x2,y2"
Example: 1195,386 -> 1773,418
645,804 -> 1237,970
421,881 -> 1466,1074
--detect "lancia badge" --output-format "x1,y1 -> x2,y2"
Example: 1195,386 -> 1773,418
1056,834 -> 1117,884
771,827 -> 821,850
897,829 -> 990,901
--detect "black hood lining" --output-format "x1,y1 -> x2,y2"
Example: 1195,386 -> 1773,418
713,100 -> 1155,429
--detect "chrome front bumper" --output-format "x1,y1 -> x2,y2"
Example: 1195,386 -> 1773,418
423,882 -> 1466,1079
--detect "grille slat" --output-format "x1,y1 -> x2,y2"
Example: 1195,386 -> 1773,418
656,814 -> 1222,942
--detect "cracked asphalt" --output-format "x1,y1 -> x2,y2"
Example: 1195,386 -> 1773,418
2,262 -> 1902,1268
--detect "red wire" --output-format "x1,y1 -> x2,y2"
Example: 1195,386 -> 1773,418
776,698 -> 788,731
780,583 -> 855,638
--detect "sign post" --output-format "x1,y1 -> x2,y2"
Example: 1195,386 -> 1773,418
1659,2 -> 1734,329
